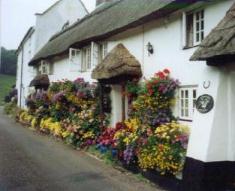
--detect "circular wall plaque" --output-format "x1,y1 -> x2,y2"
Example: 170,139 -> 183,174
196,94 -> 214,114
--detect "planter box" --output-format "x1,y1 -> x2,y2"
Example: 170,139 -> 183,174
121,162 -> 140,174
140,169 -> 182,191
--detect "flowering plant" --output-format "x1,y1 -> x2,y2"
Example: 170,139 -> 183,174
131,69 -> 179,128
138,122 -> 189,175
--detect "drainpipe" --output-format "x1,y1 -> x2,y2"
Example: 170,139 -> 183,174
19,46 -> 24,108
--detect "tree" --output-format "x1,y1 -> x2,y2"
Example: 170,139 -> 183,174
0,47 -> 17,75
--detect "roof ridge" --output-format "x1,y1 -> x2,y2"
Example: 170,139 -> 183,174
49,0 -> 123,41
35,0 -> 62,15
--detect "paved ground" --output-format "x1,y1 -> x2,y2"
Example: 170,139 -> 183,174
0,108 -> 165,191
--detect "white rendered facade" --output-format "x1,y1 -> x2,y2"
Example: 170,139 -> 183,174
26,0 -> 235,164
16,0 -> 88,108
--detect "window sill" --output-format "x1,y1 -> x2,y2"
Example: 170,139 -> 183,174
183,45 -> 199,50
179,118 -> 193,122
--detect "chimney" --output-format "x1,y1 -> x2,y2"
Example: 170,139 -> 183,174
96,0 -> 117,7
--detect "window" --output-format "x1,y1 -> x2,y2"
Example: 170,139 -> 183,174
194,10 -> 204,45
185,10 -> 204,47
98,42 -> 108,63
69,48 -> 80,72
38,60 -> 53,75
179,86 -> 197,121
81,46 -> 91,72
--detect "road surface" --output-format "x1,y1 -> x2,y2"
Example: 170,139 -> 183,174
0,108 -> 164,191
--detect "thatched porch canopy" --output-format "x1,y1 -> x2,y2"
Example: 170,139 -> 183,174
29,74 -> 50,89
191,2 -> 235,63
92,44 -> 142,83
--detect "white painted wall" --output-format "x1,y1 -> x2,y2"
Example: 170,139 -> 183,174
48,55 -> 96,83
187,65 -> 235,162
17,0 -> 88,108
25,0 -> 235,162
106,0 -> 234,128
16,30 -> 37,108
34,0 -> 88,52
47,0 -> 234,129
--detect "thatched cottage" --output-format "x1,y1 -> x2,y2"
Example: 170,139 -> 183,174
16,0 -> 88,108
17,0 -> 235,190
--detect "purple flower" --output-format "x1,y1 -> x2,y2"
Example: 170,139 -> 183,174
52,91 -> 65,103
123,145 -> 134,164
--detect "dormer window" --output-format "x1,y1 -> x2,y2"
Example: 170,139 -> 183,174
38,60 -> 53,75
69,48 -> 80,72
81,46 -> 91,72
184,9 -> 204,48
194,10 -> 204,45
98,42 -> 108,63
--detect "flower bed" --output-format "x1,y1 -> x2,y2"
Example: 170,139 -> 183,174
96,70 -> 189,176
16,70 -> 189,182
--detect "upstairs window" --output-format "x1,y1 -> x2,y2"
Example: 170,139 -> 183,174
98,42 -> 108,63
194,10 -> 204,45
69,48 -> 80,72
179,86 -> 197,121
81,46 -> 91,72
184,10 -> 204,48
38,60 -> 53,75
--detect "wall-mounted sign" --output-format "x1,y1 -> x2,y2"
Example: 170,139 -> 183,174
196,94 -> 214,114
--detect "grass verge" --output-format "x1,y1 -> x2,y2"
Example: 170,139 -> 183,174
0,74 -> 16,105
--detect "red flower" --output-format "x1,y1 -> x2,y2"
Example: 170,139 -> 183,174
163,68 -> 170,74
148,89 -> 153,95
157,72 -> 165,79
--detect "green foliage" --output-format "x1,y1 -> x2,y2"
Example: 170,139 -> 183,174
4,100 -> 17,115
0,74 -> 16,105
1,47 -> 17,75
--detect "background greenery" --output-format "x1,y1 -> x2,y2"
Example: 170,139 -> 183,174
0,74 -> 16,105
0,47 -> 17,75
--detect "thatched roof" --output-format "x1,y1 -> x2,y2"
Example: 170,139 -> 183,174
191,2 -> 235,62
29,74 -> 50,88
29,0 -> 195,66
92,43 -> 142,81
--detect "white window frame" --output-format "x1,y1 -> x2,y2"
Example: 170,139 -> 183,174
179,86 -> 198,121
81,46 -> 91,72
38,60 -> 53,75
102,42 -> 108,59
183,9 -> 204,48
69,48 -> 80,72
193,10 -> 204,46
98,42 -> 108,63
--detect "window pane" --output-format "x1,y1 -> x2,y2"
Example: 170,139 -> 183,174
201,31 -> 204,40
196,33 -> 200,42
201,20 -> 204,30
196,12 -> 200,20
181,100 -> 184,107
196,22 -> 200,31
186,13 -> 194,47
185,109 -> 189,117
181,90 -> 184,98
103,43 -> 108,57
181,109 -> 184,116
185,99 -> 189,108
185,90 -> 189,98
201,10 -> 204,19
193,89 -> 197,98
193,100 -> 196,108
